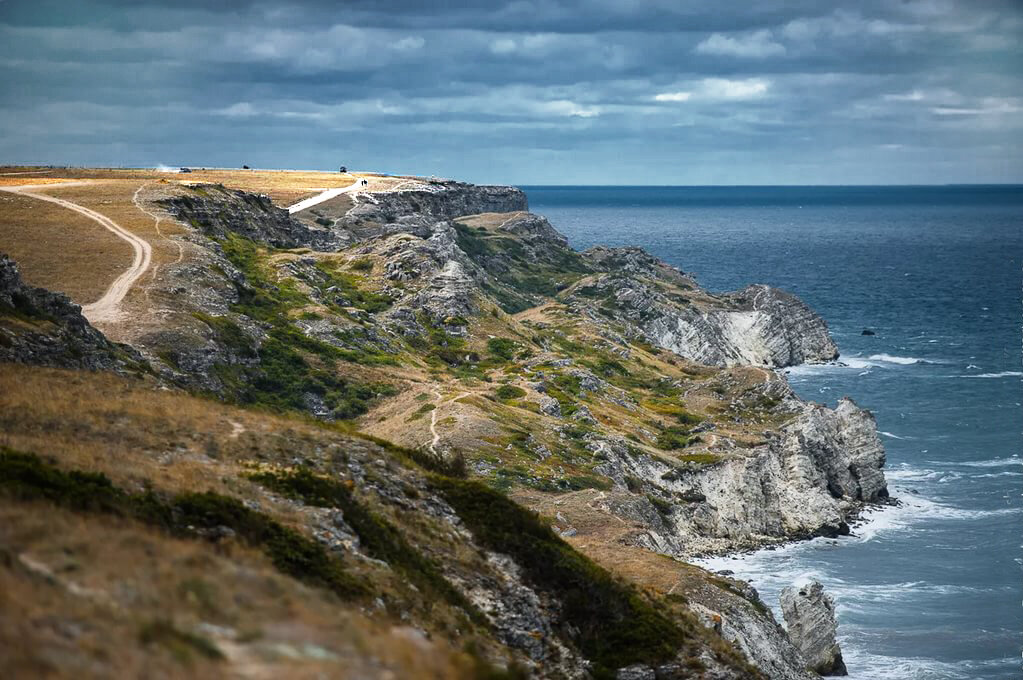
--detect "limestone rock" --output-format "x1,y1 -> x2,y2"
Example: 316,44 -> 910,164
338,181 -> 527,238
578,248 -> 838,368
781,580 -> 848,676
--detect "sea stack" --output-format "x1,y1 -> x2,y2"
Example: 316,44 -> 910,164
781,580 -> 848,676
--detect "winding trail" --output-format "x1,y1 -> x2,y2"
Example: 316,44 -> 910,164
429,388 -> 470,455
287,178 -> 363,214
0,182 -> 152,323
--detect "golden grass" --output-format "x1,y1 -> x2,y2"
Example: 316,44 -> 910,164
0,499 -> 475,680
0,189 -> 133,302
0,167 -> 418,207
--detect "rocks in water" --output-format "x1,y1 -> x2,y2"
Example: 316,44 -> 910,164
0,254 -> 147,374
861,329 -> 875,336
781,580 -> 848,676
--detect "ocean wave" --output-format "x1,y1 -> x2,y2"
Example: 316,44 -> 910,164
865,353 -> 934,365
852,492 -> 1021,542
879,431 -> 913,440
934,456 -> 1021,469
959,370 -> 1022,378
842,649 -> 1019,680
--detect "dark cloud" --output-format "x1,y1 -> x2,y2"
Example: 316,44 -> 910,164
0,0 -> 1020,183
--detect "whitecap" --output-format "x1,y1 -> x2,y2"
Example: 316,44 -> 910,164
943,456 -> 1021,469
959,371 -> 1022,379
865,353 -> 935,365
842,649 -> 1019,680
879,431 -> 913,440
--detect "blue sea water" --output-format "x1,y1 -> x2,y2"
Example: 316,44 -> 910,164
522,185 -> 1023,679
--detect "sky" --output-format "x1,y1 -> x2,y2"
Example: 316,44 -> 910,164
0,0 -> 1020,185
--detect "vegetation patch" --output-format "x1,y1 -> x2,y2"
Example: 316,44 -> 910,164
139,620 -> 224,664
205,234 -> 396,418
246,466 -> 481,622
0,448 -> 365,600
486,337 -> 520,362
655,426 -> 702,451
432,477 -> 688,677
494,384 -> 526,401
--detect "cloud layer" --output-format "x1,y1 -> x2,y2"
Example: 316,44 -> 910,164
0,0 -> 1020,184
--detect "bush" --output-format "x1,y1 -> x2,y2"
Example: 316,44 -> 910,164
486,337 -> 519,361
655,426 -> 701,451
0,449 -> 365,599
247,467 -> 480,620
495,384 -> 526,400
432,477 -> 687,677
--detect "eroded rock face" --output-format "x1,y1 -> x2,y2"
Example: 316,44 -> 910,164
781,580 -> 848,676
339,181 -> 527,236
579,247 -> 838,368
690,599 -> 815,680
592,390 -> 887,557
0,254 -> 146,374
161,185 -> 341,250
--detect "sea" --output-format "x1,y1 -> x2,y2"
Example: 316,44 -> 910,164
522,185 -> 1023,679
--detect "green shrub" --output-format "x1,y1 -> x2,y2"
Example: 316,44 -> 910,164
486,337 -> 519,361
647,494 -> 674,518
495,384 -> 526,400
655,426 -> 701,451
432,477 -> 687,677
247,467 -> 480,621
0,449 -> 365,600
349,258 -> 374,272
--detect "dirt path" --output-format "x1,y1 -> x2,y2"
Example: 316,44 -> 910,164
0,182 -> 152,324
429,388 -> 470,455
286,178 -> 362,214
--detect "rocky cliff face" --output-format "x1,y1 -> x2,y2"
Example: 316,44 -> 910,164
577,247 -> 838,368
585,388 -> 887,557
0,254 -> 146,374
781,580 -> 847,676
339,180 -> 527,234
162,184 -> 342,250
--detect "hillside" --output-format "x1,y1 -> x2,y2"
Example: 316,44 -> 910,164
0,167 -> 888,679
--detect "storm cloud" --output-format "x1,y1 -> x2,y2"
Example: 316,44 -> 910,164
0,0 -> 1020,184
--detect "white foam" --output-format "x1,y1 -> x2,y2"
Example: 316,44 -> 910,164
842,649 -> 1019,680
865,353 -> 935,365
879,431 -> 913,440
945,456 -> 1021,469
959,371 -> 1022,378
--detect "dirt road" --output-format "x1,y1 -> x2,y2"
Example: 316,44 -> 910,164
0,182 -> 152,323
287,178 -> 362,214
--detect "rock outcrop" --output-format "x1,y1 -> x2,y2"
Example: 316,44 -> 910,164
589,386 -> 887,557
0,254 -> 146,374
339,181 -> 527,235
781,580 -> 848,676
162,184 -> 341,250
578,247 -> 838,368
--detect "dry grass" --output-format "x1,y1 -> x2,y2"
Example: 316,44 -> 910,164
0,499 -> 476,680
0,189 -> 133,302
0,167 -> 415,207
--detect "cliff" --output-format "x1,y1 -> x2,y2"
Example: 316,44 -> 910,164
0,172 -> 888,679
0,254 -> 146,374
